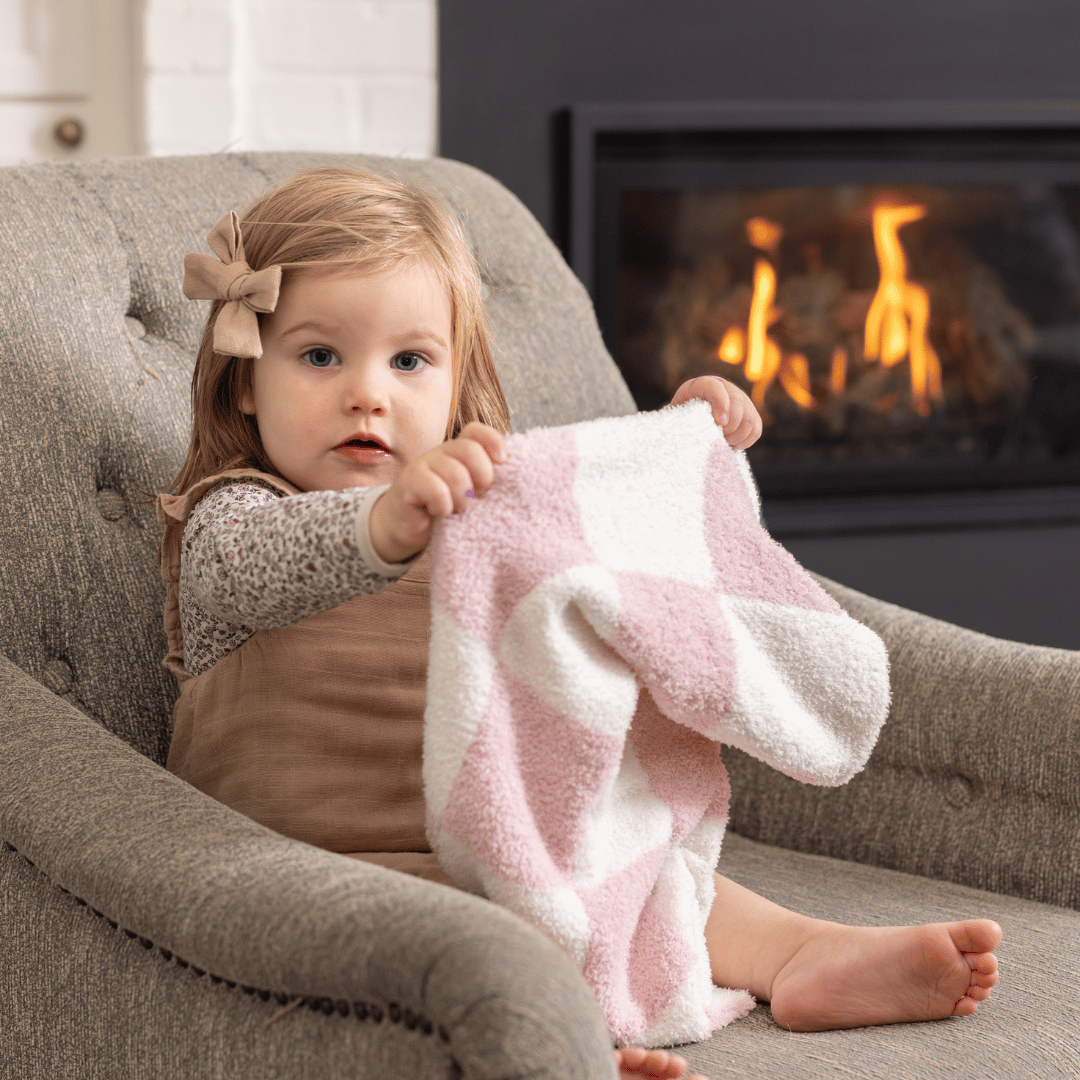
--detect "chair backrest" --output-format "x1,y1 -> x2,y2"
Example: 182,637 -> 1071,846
0,152 -> 635,764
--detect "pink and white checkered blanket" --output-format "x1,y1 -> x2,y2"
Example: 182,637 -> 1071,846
424,401 -> 890,1046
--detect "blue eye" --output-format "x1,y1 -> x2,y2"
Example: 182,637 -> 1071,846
304,347 -> 339,368
392,352 -> 425,372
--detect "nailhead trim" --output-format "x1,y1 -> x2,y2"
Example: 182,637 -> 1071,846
4,841 -> 459,1063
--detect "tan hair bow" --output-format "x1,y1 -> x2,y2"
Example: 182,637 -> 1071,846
183,211 -> 282,358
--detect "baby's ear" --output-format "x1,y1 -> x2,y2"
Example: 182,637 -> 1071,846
237,366 -> 256,416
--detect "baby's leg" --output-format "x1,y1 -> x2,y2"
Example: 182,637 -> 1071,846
705,874 -> 1001,1031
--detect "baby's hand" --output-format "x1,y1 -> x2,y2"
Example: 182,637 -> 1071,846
368,422 -> 506,564
670,376 -> 762,449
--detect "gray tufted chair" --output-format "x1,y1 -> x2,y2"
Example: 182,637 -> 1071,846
2,152 -> 1078,1079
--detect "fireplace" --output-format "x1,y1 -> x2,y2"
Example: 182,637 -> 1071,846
570,101 -> 1080,532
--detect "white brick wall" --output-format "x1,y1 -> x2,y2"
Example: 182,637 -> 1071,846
143,0 -> 437,158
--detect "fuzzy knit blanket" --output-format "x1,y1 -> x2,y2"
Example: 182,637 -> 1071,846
424,401 -> 890,1047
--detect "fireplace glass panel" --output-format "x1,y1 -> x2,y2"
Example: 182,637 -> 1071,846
608,181 -> 1080,497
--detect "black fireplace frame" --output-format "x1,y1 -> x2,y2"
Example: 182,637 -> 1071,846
569,98 -> 1080,295
568,99 -> 1080,535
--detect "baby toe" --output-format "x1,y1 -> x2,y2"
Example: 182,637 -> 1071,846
952,996 -> 980,1017
950,920 -> 1002,955
645,1050 -> 685,1077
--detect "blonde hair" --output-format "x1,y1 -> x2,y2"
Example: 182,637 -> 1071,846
170,166 -> 511,494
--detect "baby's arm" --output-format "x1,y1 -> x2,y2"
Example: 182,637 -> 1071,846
670,376 -> 762,449
369,422 -> 507,565
182,480 -> 409,633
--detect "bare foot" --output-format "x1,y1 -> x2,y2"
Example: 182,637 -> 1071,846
769,918 -> 1002,1031
614,1047 -> 707,1079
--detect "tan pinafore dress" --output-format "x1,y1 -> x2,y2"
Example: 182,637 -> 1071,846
157,469 -> 453,885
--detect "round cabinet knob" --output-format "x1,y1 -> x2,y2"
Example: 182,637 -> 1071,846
53,117 -> 84,149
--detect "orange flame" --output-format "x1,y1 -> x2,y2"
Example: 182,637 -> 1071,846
864,204 -> 944,416
746,216 -> 783,252
779,353 -> 814,408
714,206 -> 947,418
717,325 -> 745,364
714,217 -> 813,412
750,339 -> 782,409
745,258 -> 778,380
830,347 -> 847,394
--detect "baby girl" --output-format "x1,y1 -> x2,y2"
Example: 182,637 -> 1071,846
159,166 -> 1001,1079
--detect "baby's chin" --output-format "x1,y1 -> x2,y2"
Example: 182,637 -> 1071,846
325,472 -> 398,492
284,463 -> 401,493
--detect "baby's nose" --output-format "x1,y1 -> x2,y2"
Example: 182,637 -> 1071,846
344,371 -> 388,412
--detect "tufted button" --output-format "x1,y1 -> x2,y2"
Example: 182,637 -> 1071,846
125,316 -> 147,339
42,659 -> 73,696
944,774 -> 975,808
96,488 -> 127,522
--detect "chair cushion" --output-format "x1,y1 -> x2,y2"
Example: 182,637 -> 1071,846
684,833 -> 1080,1077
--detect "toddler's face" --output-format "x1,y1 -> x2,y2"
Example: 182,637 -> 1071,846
242,260 -> 455,492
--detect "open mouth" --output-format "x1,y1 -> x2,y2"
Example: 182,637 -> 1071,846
338,435 -> 389,451
335,435 -> 391,462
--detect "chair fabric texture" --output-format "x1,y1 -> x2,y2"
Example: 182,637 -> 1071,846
1,151 -> 1078,1078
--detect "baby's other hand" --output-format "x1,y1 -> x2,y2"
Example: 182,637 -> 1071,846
670,376 -> 762,449
368,422 -> 506,564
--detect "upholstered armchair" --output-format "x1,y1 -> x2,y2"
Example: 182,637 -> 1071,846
2,152 -> 1077,1078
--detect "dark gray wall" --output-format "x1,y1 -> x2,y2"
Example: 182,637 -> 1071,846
440,0 -> 1080,240
784,525 -> 1080,650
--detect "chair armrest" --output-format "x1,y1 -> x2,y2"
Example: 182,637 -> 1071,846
0,655 -> 616,1079
723,575 -> 1080,910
